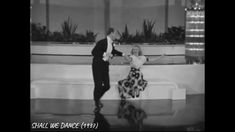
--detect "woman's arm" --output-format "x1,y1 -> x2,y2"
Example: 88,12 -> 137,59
123,55 -> 132,62
147,54 -> 165,62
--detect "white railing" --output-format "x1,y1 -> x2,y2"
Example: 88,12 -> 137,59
31,43 -> 185,56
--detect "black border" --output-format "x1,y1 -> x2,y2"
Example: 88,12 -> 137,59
3,0 -> 30,131
4,0 -> 228,131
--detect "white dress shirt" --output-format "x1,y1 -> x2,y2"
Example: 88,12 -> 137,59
103,36 -> 113,61
106,36 -> 113,53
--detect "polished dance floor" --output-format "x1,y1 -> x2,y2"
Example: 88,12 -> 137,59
31,94 -> 204,131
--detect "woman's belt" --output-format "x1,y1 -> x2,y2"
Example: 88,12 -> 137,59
130,67 -> 140,71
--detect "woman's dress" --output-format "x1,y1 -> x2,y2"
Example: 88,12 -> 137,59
117,55 -> 148,99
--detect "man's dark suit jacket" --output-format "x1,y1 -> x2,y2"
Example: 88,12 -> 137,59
91,38 -> 123,62
91,38 -> 123,103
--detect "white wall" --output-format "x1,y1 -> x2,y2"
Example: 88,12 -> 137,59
31,64 -> 204,94
30,44 -> 186,64
30,44 -> 185,55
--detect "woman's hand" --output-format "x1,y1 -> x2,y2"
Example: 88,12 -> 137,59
124,55 -> 132,62
148,54 -> 165,62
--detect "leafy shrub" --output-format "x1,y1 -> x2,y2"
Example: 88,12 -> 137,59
31,18 -> 184,44
119,21 -> 185,44
84,30 -> 97,42
31,23 -> 49,41
119,25 -> 133,43
61,17 -> 78,42
142,19 -> 156,42
162,26 -> 185,44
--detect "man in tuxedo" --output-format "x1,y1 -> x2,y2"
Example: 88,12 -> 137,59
91,28 -> 125,112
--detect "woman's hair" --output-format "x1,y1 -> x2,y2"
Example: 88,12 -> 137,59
131,45 -> 143,56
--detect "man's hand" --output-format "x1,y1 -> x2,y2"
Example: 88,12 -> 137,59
106,53 -> 113,58
103,52 -> 113,61
103,52 -> 113,57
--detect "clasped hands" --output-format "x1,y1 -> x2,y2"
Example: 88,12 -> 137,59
103,52 -> 113,61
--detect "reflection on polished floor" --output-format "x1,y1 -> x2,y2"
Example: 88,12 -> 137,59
31,94 -> 204,131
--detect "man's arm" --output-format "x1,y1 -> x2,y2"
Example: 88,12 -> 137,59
112,47 -> 124,57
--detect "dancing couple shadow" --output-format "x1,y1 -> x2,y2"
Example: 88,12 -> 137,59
93,100 -> 147,131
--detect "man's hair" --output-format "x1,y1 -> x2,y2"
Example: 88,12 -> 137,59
106,28 -> 115,35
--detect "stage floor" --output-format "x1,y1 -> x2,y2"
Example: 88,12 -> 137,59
31,94 -> 204,131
